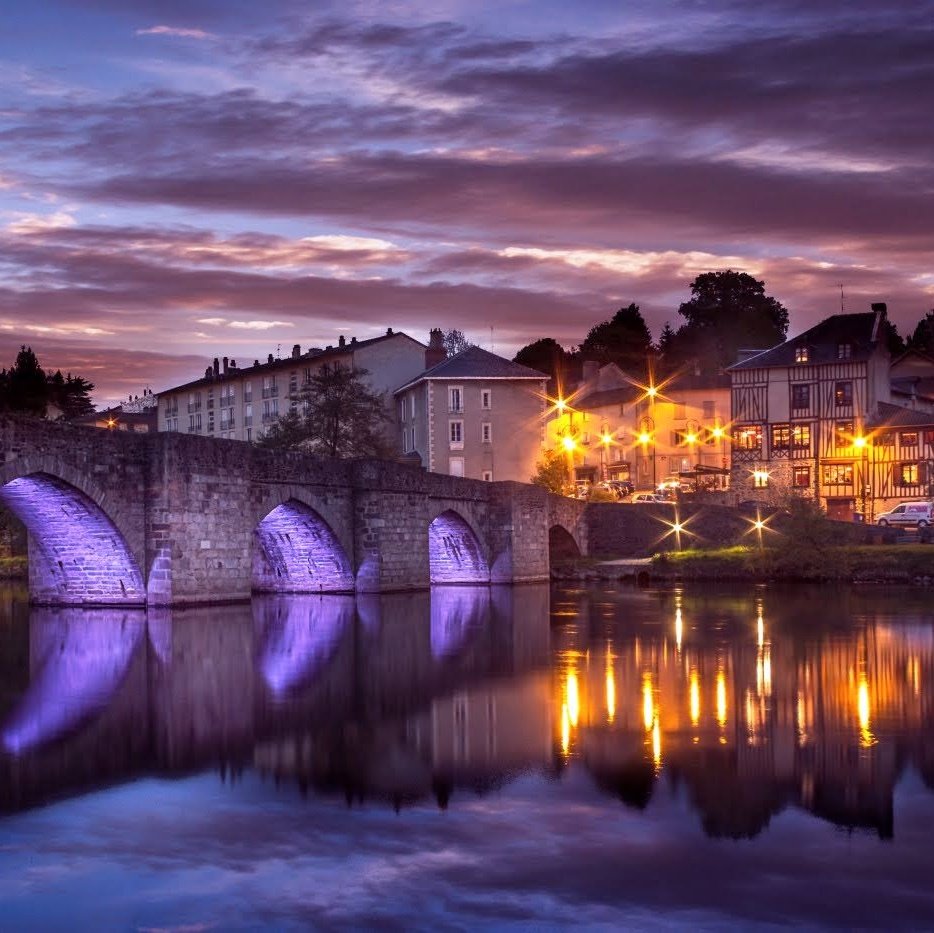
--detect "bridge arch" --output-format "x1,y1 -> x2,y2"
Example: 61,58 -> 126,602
0,465 -> 145,605
549,524 -> 582,561
428,508 -> 490,584
252,496 -> 355,593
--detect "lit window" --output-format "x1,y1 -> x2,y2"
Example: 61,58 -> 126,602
792,424 -> 811,450
898,462 -> 919,486
482,470 -> 493,482
834,381 -> 853,407
900,431 -> 919,447
793,466 -> 810,487
753,470 -> 769,488
795,347 -> 809,363
732,425 -> 762,450
770,424 -> 790,451
823,463 -> 853,485
835,421 -> 854,448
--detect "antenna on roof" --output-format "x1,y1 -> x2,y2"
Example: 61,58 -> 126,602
838,284 -> 845,313
276,343 -> 281,359
490,326 -> 494,353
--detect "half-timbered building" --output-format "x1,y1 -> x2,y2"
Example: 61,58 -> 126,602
727,304 -> 934,521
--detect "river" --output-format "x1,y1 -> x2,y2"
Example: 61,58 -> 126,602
1,581 -> 933,930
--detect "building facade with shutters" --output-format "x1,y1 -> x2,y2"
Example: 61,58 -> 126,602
728,305 -> 934,521
395,344 -> 547,482
155,330 -> 427,444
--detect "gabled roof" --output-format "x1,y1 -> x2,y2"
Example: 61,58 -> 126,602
869,402 -> 934,430
395,345 -> 546,393
728,311 -> 882,371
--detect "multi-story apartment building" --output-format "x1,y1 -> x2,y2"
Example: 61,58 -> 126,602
544,361 -> 731,491
395,337 -> 547,482
728,304 -> 934,520
156,329 -> 427,443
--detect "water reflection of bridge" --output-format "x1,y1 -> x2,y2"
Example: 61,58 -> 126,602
4,584 -> 934,838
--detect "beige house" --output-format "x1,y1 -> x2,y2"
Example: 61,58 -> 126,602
545,362 -> 731,491
395,338 -> 547,482
156,329 -> 427,443
727,303 -> 934,520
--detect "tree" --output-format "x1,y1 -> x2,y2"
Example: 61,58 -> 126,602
257,362 -> 392,458
514,337 -> 570,396
48,370 -> 95,418
530,449 -> 572,496
666,271 -> 789,374
442,329 -> 473,357
2,346 -> 47,416
907,311 -> 934,356
579,303 -> 653,374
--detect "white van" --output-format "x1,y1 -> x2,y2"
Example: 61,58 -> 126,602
876,502 -> 934,528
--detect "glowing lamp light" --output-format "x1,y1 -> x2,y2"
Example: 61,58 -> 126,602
685,433 -> 697,445
106,418 -> 117,429
672,521 -> 684,533
853,435 -> 868,449
638,431 -> 651,444
646,386 -> 657,398
555,398 -> 567,413
711,427 -> 724,439
601,432 -> 613,446
753,519 -> 765,531
561,435 -> 577,452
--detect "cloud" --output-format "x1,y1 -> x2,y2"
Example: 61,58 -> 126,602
135,25 -> 215,40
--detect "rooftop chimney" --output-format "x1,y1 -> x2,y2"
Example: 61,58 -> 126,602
351,336 -> 357,345
386,327 -> 393,335
871,302 -> 887,316
426,328 -> 446,369
339,335 -> 346,348
230,359 -> 237,369
213,357 -> 220,377
267,353 -> 274,364
205,366 -> 213,379
292,344 -> 301,359
222,356 -> 229,374
254,359 -> 260,368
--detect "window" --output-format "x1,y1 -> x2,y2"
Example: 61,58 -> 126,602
449,386 -> 463,413
900,431 -> 919,447
823,463 -> 853,486
795,347 -> 809,363
897,462 -> 919,485
879,431 -> 894,447
243,381 -> 252,403
409,393 -> 415,418
246,427 -> 252,442
481,422 -> 492,443
792,423 -> 811,450
835,421 -> 854,448
187,392 -> 201,413
399,398 -> 406,422
771,423 -> 790,451
837,343 -> 852,360
481,388 -> 492,410
834,381 -> 853,407
449,420 -> 463,448
262,375 -> 277,399
673,402 -> 687,420
449,457 -> 464,477
702,400 -> 715,420
793,466 -> 810,487
791,384 -> 810,410
244,403 -> 253,427
481,470 -> 493,482
207,389 -> 214,410
733,425 -> 762,450
220,409 -> 235,430
262,399 -> 278,422
207,412 -> 215,432
753,470 -> 769,489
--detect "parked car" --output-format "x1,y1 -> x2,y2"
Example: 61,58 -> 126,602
631,492 -> 668,504
876,502 -> 934,528
596,480 -> 634,500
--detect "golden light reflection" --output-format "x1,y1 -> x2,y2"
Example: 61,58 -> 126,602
908,656 -> 921,696
796,690 -> 809,746
560,703 -> 571,756
689,669 -> 700,726
652,716 -> 662,768
716,669 -> 728,728
642,674 -> 654,731
606,659 -> 616,724
675,607 -> 683,650
858,676 -> 874,747
567,671 -> 580,727
757,613 -> 764,649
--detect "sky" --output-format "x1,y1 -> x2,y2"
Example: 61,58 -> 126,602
1,0 -> 932,405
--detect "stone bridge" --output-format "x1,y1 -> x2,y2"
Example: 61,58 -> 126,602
0,415 -> 588,607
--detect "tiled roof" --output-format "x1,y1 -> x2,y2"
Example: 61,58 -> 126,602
157,331 -> 423,396
869,402 -> 934,429
575,372 -> 729,411
728,311 -> 881,371
395,345 -> 546,392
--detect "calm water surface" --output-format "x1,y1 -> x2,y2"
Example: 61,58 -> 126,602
1,582 -> 934,930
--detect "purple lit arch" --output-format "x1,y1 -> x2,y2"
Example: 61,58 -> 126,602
0,472 -> 145,605
428,509 -> 490,585
253,499 -> 354,593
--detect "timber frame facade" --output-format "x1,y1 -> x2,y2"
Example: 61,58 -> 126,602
728,306 -> 934,522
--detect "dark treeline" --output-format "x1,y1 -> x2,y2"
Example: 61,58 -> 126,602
515,270 -> 925,393
0,346 -> 95,419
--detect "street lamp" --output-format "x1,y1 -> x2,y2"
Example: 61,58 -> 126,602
639,416 -> 656,488
854,434 -> 870,522
599,429 -> 613,481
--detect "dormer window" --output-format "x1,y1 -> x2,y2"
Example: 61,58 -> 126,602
837,343 -> 851,360
795,347 -> 809,363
